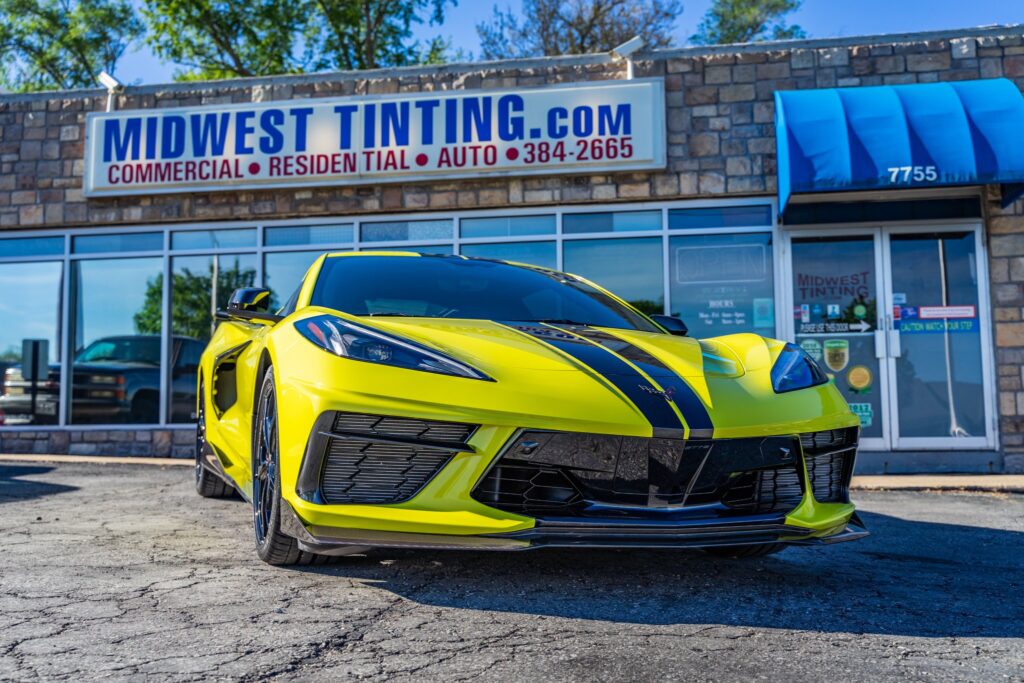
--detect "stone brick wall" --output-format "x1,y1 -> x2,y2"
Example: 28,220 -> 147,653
3,25 -> 1024,464
0,428 -> 196,458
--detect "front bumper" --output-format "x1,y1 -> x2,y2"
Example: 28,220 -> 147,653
281,411 -> 866,552
280,501 -> 869,553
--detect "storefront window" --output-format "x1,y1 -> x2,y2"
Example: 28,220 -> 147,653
668,205 -> 772,230
72,232 -> 162,254
361,219 -> 452,242
563,237 -> 663,314
393,245 -> 453,255
460,241 -> 556,269
265,224 -> 353,246
0,236 -> 63,258
71,258 -> 164,424
0,262 -> 63,426
669,233 -> 775,338
563,210 -> 661,234
169,254 -> 257,423
460,215 -> 555,238
171,229 -> 257,250
264,250 -> 327,310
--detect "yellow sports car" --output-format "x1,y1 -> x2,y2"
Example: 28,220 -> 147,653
196,252 -> 866,565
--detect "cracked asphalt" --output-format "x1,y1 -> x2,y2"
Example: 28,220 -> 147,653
1,461 -> 1022,682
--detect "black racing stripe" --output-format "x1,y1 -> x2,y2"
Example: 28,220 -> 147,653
559,325 -> 715,439
501,322 -> 684,433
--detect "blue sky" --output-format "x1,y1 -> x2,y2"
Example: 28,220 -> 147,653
117,0 -> 1024,85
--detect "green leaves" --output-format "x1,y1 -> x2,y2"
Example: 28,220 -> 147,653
0,0 -> 143,91
690,0 -> 806,46
0,0 -> 457,91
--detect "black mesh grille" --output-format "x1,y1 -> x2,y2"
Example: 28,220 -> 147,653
473,460 -> 583,515
800,427 -> 858,503
320,438 -> 454,505
333,412 -> 476,445
472,432 -> 806,518
720,464 -> 804,513
314,413 -> 478,505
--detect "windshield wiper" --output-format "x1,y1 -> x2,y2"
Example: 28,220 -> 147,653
366,312 -> 416,317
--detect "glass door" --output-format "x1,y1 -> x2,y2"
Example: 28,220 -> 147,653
785,225 -> 995,451
788,232 -> 889,450
882,229 -> 994,449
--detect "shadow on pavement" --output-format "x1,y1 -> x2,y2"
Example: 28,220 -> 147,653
297,509 -> 1024,638
0,464 -> 78,504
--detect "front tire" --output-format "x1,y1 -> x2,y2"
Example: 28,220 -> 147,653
195,380 -> 233,498
252,367 -> 334,566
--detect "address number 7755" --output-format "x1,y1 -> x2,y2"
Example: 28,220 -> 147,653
887,165 -> 938,183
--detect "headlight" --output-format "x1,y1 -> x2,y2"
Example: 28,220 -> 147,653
88,374 -> 121,385
296,315 -> 491,381
771,343 -> 829,393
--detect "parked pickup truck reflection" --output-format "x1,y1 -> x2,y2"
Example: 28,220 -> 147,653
0,335 -> 205,425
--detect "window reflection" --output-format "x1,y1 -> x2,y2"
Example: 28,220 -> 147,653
460,215 -> 555,238
0,262 -> 63,425
360,220 -> 452,242
563,211 -> 661,234
169,254 -> 257,423
71,258 -> 164,424
460,241 -> 556,269
670,233 -> 775,337
264,250 -> 325,311
562,238 -> 664,314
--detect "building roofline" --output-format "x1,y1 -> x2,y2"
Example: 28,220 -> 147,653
1,23 -> 1022,105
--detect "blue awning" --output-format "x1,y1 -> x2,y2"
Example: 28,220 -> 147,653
775,78 -> 1024,214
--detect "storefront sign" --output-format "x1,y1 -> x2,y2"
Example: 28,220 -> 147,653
918,305 -> 976,319
83,80 -> 665,197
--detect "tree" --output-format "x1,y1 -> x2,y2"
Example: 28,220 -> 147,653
143,0 -> 457,81
309,0 -> 456,71
477,0 -> 683,60
0,0 -> 143,92
690,0 -> 805,46
142,0 -> 308,80
134,260 -> 257,341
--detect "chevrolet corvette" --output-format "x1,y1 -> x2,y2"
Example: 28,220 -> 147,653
195,252 -> 866,565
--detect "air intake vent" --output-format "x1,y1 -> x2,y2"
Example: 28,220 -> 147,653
721,464 -> 804,513
472,460 -> 583,514
319,438 -> 454,505
800,427 -> 858,503
333,412 -> 476,446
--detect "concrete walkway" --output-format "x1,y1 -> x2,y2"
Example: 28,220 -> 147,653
2,453 -> 1023,492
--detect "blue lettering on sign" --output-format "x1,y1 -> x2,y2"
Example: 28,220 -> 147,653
161,115 -> 186,159
363,103 -> 376,149
190,113 -> 230,157
381,102 -> 409,147
145,117 -> 158,159
572,107 -> 593,137
334,105 -> 357,150
235,111 -> 255,155
497,95 -> 524,142
103,118 -> 141,162
462,97 -> 492,143
259,109 -> 285,154
598,104 -> 631,135
415,100 -> 439,145
444,100 -> 458,145
547,107 -> 568,139
289,108 -> 313,153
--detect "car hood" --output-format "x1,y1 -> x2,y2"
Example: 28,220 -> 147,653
352,316 -> 712,375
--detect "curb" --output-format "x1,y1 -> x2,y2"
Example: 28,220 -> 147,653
0,454 -> 190,467
852,475 -> 1024,494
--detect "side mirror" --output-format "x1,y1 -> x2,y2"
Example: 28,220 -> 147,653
651,314 -> 688,337
217,288 -> 282,324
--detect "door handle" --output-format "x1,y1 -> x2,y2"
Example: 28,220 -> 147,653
887,313 -> 902,358
874,329 -> 886,359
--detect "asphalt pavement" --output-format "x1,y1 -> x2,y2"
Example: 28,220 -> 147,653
1,460 -> 1022,682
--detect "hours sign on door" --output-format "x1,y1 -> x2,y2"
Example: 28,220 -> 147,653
83,79 -> 666,196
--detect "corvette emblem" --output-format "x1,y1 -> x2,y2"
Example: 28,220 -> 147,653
638,384 -> 675,402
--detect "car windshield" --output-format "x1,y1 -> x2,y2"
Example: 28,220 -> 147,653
75,337 -> 161,365
310,255 -> 661,332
